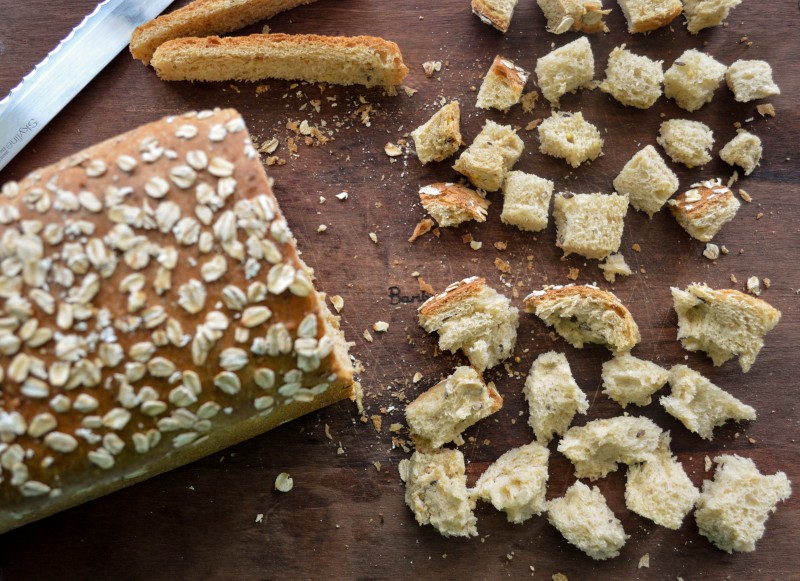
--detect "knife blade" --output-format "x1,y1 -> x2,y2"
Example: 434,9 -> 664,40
0,0 -> 174,173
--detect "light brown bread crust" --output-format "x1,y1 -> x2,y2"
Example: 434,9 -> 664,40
618,0 -> 682,33
419,183 -> 490,227
471,0 -> 519,32
419,277 -> 487,319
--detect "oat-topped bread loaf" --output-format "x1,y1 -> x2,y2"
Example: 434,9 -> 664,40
130,0 -> 320,65
0,109 -> 354,534
537,0 -> 610,34
419,183 -> 490,228
151,34 -> 409,93
524,285 -> 640,353
472,0 -> 520,32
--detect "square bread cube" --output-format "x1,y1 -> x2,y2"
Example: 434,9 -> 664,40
476,56 -> 529,112
726,59 -> 781,102
664,49 -> 727,112
657,118 -> 714,168
600,45 -> 664,109
411,101 -> 462,164
601,352 -> 669,408
535,37 -> 595,107
500,171 -> 554,232
613,145 -> 679,217
538,111 -> 603,168
419,182 -> 490,227
668,179 -> 739,241
553,192 -> 628,259
719,130 -> 762,176
472,0 -> 519,32
683,0 -> 742,34
617,0 -> 683,33
453,120 -> 524,191
537,0 -> 610,34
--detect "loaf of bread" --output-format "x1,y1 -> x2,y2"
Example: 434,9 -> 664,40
601,353 -> 669,408
538,112 -> 603,168
537,0 -> 610,34
657,119 -> 714,168
613,145 -> 678,217
130,0 -> 319,65
524,351 -> 588,443
151,34 -> 409,93
719,130 -> 762,175
500,171 -> 554,233
617,0 -> 682,33
535,37 -> 595,108
418,183 -> 490,228
476,56 -> 529,112
453,121 -> 524,192
669,179 -> 740,242
411,102 -> 462,165
683,0 -> 742,34
0,109 -> 354,534
599,45 -> 664,109
472,0 -> 519,32
725,59 -> 781,102
664,49 -> 727,112
553,192 -> 628,259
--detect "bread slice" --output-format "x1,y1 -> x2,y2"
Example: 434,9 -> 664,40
524,284 -> 641,353
471,442 -> 550,524
524,352 -> 589,443
476,56 -> 530,112
672,284 -> 781,372
500,171 -> 554,232
599,45 -> 664,109
719,130 -> 762,176
601,353 -> 669,408
411,101 -> 462,165
419,183 -> 490,228
683,0 -> 742,34
663,49 -> 727,112
617,0 -> 682,33
552,192 -> 628,259
695,454 -> 792,553
419,277 -> 519,371
537,0 -> 610,34
547,481 -> 628,560
472,0 -> 520,32
613,145 -> 678,217
151,34 -> 409,93
657,119 -> 714,168
538,112 -> 603,168
668,179 -> 740,242
625,433 -> 700,529
130,0 -> 319,65
535,37 -> 595,107
406,366 -> 503,449
453,121 -> 524,192
661,365 -> 756,440
558,416 -> 663,480
599,253 -> 633,283
726,59 -> 781,102
400,449 -> 478,537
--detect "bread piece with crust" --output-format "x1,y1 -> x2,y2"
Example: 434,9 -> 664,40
537,0 -> 610,34
406,366 -> 502,449
535,37 -> 595,107
419,183 -> 490,228
719,130 -> 762,176
538,112 -> 603,168
613,145 -> 678,217
524,285 -> 641,353
476,56 -> 529,112
411,102 -> 462,165
668,179 -> 740,241
657,119 -> 714,168
553,192 -> 628,259
602,353 -> 669,408
500,171 -> 554,232
453,121 -> 524,192
726,60 -> 781,102
683,0 -> 742,34
617,0 -> 682,33
664,49 -> 727,112
419,277 -> 519,371
472,0 -> 520,32
600,45 -> 664,109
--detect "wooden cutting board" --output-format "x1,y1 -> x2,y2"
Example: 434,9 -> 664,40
1,1 -> 798,578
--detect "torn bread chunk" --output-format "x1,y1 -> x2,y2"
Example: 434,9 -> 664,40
400,449 -> 478,538
719,130 -> 762,176
538,111 -> 603,168
524,285 -> 641,354
613,145 -> 678,217
602,353 -> 669,408
471,442 -> 550,524
558,416 -> 662,480
535,37 -> 595,107
553,192 -> 628,259
537,0 -> 610,34
500,171 -> 554,233
726,60 -> 781,102
657,119 -> 714,168
664,49 -> 727,112
411,101 -> 462,164
600,45 -> 664,109
661,365 -> 756,439
599,253 -> 633,283
669,179 -> 740,242
547,481 -> 628,560
617,0 -> 682,33
472,0 -> 520,32
625,433 -> 700,529
524,352 -> 589,443
696,454 -> 792,553
683,0 -> 742,34
476,56 -> 529,112
419,183 -> 490,228
453,121 -> 524,192
419,277 -> 519,371
406,366 -> 503,449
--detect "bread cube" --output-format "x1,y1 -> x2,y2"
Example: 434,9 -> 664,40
500,171 -> 554,232
668,179 -> 739,241
683,0 -> 742,34
453,120 -> 524,191
537,0 -> 610,34
726,59 -> 781,102
472,0 -> 519,32
664,49 -> 727,112
657,118 -> 714,168
552,192 -> 627,259
719,130 -> 762,175
613,145 -> 678,217
617,0 -> 682,33
476,56 -> 529,112
599,253 -> 633,283
600,45 -> 664,109
411,101 -> 462,164
535,37 -> 595,107
547,481 -> 628,560
538,111 -> 603,168
471,442 -> 549,524
524,351 -> 589,443
419,183 -> 490,227
601,352 -> 669,408
696,455 -> 792,553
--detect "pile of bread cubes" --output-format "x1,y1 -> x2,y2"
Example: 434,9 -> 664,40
398,0 -> 791,561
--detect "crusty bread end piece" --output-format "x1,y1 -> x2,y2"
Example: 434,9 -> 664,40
453,121 -> 524,192
537,0 -> 610,34
668,179 -> 740,242
419,183 -> 490,228
411,101 -> 462,164
602,353 -> 669,408
535,37 -> 595,107
683,0 -> 742,34
664,49 -> 727,112
553,192 -> 628,259
725,60 -> 781,102
476,56 -> 529,112
500,171 -> 554,233
719,130 -> 762,176
472,0 -> 520,32
600,44 -> 664,109
657,119 -> 714,168
613,145 -> 678,217
617,0 -> 682,33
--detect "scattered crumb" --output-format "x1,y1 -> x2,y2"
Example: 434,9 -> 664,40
275,472 -> 294,492
422,60 -> 442,77
705,455 -> 713,471
373,321 -> 390,333
495,258 -> 512,273
373,461 -> 382,472
631,243 -> 641,252
553,574 -> 568,581
255,513 -> 264,523
525,119 -> 541,132
470,240 -> 482,251
330,295 -> 344,313
385,142 -> 403,157
756,103 -> 776,117
730,274 -> 738,284
567,267 -> 580,281
763,277 -> 771,289
317,224 -> 328,233
324,424 -> 333,440
255,84 -> 270,95
409,218 -> 435,242
756,212 -> 764,220
520,91 -> 539,113
418,276 -> 435,295
402,85 -> 418,97
363,329 -> 374,342
371,415 -> 382,432
412,372 -> 423,384
746,276 -> 761,295
259,137 -> 279,154
727,171 -> 739,188
703,243 -> 720,260
599,253 -> 632,283
369,232 -> 378,243
739,189 -> 752,203
638,554 -> 650,569
336,191 -> 349,200
494,241 -> 508,251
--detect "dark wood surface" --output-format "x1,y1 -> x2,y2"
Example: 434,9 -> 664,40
1,1 -> 799,579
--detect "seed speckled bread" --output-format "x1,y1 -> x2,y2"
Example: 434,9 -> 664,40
419,183 -> 490,228
476,56 -> 530,112
683,0 -> 742,34
669,179 -> 740,242
0,109 -> 354,534
537,0 -> 610,34
617,0 -> 683,33
524,351 -> 588,443
411,101 -> 462,165
471,0 -> 520,32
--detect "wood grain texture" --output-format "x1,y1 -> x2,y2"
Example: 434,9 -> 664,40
1,1 -> 799,579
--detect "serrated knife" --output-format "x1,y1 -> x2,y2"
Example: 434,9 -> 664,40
0,0 -> 174,172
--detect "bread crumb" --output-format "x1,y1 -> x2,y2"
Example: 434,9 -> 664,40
373,321 -> 389,333
520,91 -> 539,113
632,243 -> 642,252
402,85 -> 418,97
317,224 -> 328,233
371,415 -> 382,432
552,574 -> 568,581
385,142 -> 403,157
255,513 -> 264,523
330,295 -> 344,313
363,329 -> 373,342
638,554 -> 650,569
324,424 -> 333,440
412,372 -> 423,383
705,455 -> 713,471
763,277 -> 771,289
756,103 -> 776,117
336,191 -> 349,200
418,277 -> 435,295
422,61 -> 442,77
256,84 -> 270,94
494,241 -> 508,251
373,461 -> 382,472
259,137 -> 279,154
275,472 -> 294,492
567,267 -> 580,281
525,119 -> 541,132
739,189 -> 752,203
756,212 -> 764,220
730,274 -> 738,284
409,218 -> 435,242
369,232 -> 378,243
703,243 -> 720,260
495,258 -> 512,273
470,241 -> 483,250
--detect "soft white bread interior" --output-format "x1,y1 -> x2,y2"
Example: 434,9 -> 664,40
668,179 -> 740,242
601,353 -> 669,408
719,130 -> 762,176
552,192 -> 628,260
535,37 -> 595,107
613,145 -> 678,217
500,171 -> 554,233
472,0 -> 520,32
657,118 -> 714,168
683,0 -> 742,34
663,49 -> 727,112
453,121 -> 524,192
476,56 -> 530,112
600,45 -> 664,109
617,0 -> 683,33
538,111 -> 603,168
599,253 -> 633,283
411,101 -> 462,165
725,59 -> 781,102
537,0 -> 610,34
419,183 -> 490,228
